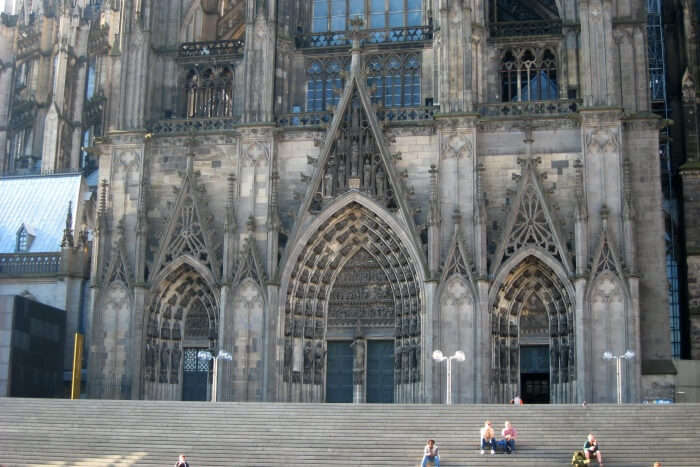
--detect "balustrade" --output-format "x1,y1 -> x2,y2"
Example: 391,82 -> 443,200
295,25 -> 433,49
489,20 -> 563,38
0,253 -> 62,276
479,99 -> 581,117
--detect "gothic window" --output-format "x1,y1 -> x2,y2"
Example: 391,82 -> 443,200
9,128 -> 37,172
500,48 -> 558,102
15,61 -> 31,91
183,65 -> 234,118
367,54 -> 421,107
16,224 -> 34,252
312,0 -> 422,32
306,59 -> 347,111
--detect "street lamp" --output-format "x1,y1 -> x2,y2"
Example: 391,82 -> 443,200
602,350 -> 635,404
432,349 -> 466,405
198,349 -> 232,402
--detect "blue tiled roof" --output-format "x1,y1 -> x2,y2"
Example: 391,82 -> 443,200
0,173 -> 84,253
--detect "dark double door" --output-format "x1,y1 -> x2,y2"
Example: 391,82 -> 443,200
326,340 -> 394,403
182,348 -> 209,401
520,345 -> 550,404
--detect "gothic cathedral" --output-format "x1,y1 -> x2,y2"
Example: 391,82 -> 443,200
0,0 -> 678,404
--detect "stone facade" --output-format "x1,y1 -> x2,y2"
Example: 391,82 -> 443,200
0,0 -> 678,403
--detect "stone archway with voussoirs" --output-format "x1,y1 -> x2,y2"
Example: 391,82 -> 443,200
489,249 -> 576,404
278,195 -> 426,403
142,258 -> 220,401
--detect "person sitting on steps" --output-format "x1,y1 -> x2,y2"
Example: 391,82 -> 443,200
501,420 -> 517,454
174,454 -> 190,467
583,433 -> 604,466
480,420 -> 497,455
421,439 -> 440,467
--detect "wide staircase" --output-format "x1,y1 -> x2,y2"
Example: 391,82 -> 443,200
1,399 -> 699,466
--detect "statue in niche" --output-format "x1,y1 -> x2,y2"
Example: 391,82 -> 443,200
304,322 -> 313,338
560,313 -> 568,334
410,316 -> 418,336
147,316 -> 157,337
145,341 -> 155,382
315,319 -> 324,338
314,341 -> 325,384
160,321 -> 170,340
338,159 -> 346,188
401,347 -> 410,383
323,172 -> 334,197
363,156 -> 372,189
159,343 -> 170,383
172,321 -> 181,340
303,341 -> 313,379
170,346 -> 181,384
284,339 -> 293,370
293,318 -> 303,337
376,168 -> 386,200
284,315 -> 292,336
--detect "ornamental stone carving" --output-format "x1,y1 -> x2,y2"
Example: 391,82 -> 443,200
585,127 -> 619,154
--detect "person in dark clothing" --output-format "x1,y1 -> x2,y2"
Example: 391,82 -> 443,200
175,454 -> 190,467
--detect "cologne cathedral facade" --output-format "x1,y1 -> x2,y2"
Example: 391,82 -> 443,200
0,0 -> 689,404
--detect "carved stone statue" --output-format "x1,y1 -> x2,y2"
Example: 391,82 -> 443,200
170,346 -> 181,384
159,343 -> 170,383
282,339 -> 292,368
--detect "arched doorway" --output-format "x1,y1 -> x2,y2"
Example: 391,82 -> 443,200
280,202 -> 423,403
326,248 -> 396,403
490,255 -> 575,403
143,262 -> 219,401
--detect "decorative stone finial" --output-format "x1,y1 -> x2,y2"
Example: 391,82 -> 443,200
61,201 -> 74,248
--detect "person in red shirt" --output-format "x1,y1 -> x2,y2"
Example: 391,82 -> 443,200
501,421 -> 518,454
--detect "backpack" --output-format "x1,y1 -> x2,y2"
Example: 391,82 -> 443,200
571,450 -> 590,466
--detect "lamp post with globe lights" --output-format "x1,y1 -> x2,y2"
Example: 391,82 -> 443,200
198,349 -> 232,402
432,350 -> 466,405
602,350 -> 635,404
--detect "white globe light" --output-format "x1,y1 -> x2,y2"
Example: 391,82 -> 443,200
454,351 -> 466,361
602,351 -> 613,360
432,350 -> 445,361
623,350 -> 635,359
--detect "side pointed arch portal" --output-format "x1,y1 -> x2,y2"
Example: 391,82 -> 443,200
490,256 -> 575,404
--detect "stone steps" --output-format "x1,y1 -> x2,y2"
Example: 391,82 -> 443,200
1,399 -> 699,466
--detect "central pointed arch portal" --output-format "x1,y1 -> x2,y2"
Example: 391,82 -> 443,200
279,197 -> 425,403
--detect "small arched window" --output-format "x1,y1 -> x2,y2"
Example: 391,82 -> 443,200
184,66 -> 234,118
500,48 -> 558,102
16,224 -> 35,252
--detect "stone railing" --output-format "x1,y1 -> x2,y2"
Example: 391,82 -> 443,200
277,111 -> 333,127
489,20 -> 563,38
178,40 -> 245,59
0,253 -> 62,276
149,116 -> 242,135
479,99 -> 581,117
277,105 -> 437,128
376,105 -> 437,123
295,24 -> 433,49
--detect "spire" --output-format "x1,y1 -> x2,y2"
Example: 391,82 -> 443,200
61,201 -> 74,248
225,173 -> 238,233
267,169 -> 281,231
427,164 -> 440,226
